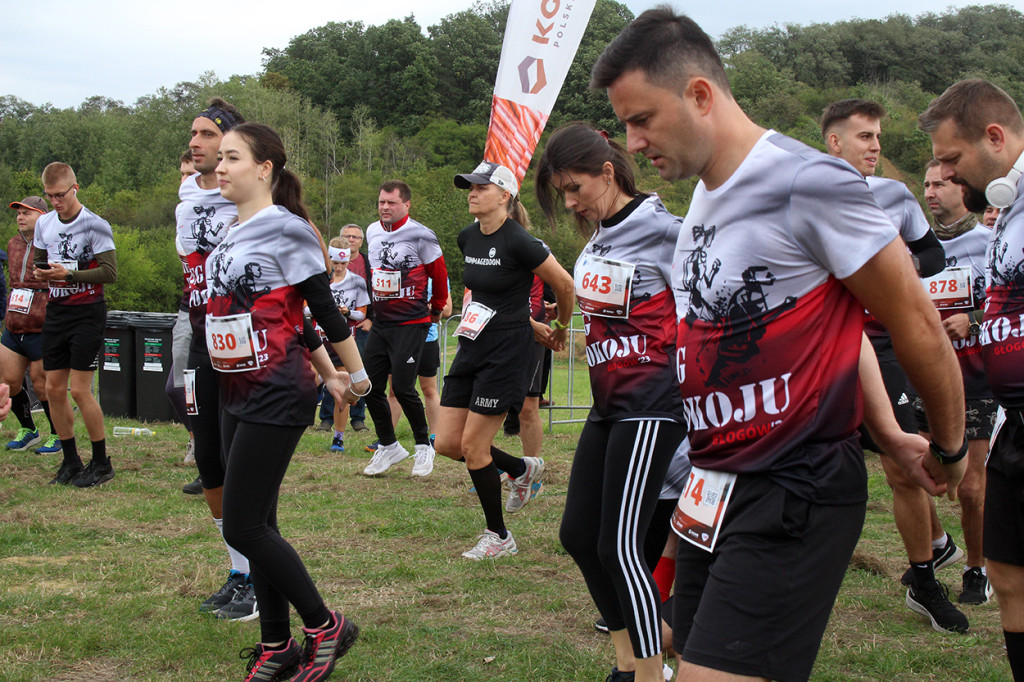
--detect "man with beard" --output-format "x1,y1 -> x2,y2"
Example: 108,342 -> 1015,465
920,78 -> 1024,680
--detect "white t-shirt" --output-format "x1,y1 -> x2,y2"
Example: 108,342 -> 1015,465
34,206 -> 116,305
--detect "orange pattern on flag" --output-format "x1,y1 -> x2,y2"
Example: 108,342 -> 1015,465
484,95 -> 549,185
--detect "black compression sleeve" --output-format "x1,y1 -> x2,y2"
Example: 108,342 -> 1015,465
296,272 -> 351,343
907,231 -> 945,277
301,317 -> 323,351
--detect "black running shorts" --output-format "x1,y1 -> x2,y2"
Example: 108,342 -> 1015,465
42,302 -> 104,372
984,414 -> 1024,566
672,473 -> 865,681
441,324 -> 533,415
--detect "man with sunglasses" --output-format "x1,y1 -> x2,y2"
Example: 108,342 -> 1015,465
33,162 -> 117,487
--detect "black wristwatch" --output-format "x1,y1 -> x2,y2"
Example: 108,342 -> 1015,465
65,270 -> 75,284
968,321 -> 980,336
930,437 -> 968,465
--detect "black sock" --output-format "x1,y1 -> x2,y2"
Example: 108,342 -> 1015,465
910,560 -> 936,587
468,463 -> 506,538
1006,631 -> 1024,681
11,390 -> 34,431
40,400 -> 56,434
489,446 -> 526,479
91,439 -> 108,465
61,438 -> 81,466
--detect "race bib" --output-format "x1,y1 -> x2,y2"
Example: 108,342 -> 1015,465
183,369 -> 199,415
372,269 -> 401,299
55,259 -> 79,272
575,255 -> 635,318
923,266 -> 972,310
453,301 -> 496,340
206,313 -> 260,372
8,288 -> 34,314
671,466 -> 737,552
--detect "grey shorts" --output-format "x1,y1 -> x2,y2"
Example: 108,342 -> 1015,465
171,309 -> 192,388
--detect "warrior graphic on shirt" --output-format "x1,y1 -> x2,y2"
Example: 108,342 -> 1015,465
980,173 -> 1024,408
366,216 -> 446,326
176,173 -> 238,348
674,131 -> 898,504
575,194 -> 683,421
206,205 -> 331,425
33,206 -> 116,305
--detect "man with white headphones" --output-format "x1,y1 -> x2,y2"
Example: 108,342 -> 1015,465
921,78 -> 1024,681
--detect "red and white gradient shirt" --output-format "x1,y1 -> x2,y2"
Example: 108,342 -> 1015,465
673,131 -> 898,504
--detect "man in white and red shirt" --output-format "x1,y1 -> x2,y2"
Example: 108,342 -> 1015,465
34,162 -> 117,489
920,78 -> 1024,680
362,180 -> 448,477
593,9 -> 966,680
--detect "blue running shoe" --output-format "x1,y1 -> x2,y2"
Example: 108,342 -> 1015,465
364,439 -> 379,453
331,434 -> 345,452
7,428 -> 40,451
35,434 -> 62,454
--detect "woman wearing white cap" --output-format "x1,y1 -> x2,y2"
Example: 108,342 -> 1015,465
434,161 -> 574,560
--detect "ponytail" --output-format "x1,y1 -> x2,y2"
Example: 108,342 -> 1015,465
273,169 -> 311,223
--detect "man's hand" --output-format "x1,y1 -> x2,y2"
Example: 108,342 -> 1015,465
942,313 -> 970,341
357,319 -> 372,332
35,263 -> 69,282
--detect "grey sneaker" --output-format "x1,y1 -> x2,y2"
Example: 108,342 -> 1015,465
506,457 -> 545,513
462,529 -> 518,560
200,571 -> 246,613
183,438 -> 196,465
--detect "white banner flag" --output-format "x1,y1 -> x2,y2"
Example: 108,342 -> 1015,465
485,0 -> 597,183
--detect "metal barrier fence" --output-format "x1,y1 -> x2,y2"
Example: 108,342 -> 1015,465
438,312 -> 592,431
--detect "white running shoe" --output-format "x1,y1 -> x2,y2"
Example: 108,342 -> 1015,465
411,443 -> 435,477
362,441 -> 409,476
183,438 -> 196,465
461,529 -> 518,560
506,457 -> 545,513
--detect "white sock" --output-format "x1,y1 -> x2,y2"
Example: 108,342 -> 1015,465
932,534 -> 948,551
334,430 -> 344,438
213,517 -> 250,575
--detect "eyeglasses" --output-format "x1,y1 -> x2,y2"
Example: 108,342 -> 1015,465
44,185 -> 75,201
343,234 -> 363,241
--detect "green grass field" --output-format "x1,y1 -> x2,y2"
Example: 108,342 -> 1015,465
0,343 -> 1013,680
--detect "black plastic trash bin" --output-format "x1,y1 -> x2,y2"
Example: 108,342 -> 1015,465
133,312 -> 177,422
99,310 -> 136,418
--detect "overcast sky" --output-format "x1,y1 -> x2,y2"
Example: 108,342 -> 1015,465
1,0 -> 1010,109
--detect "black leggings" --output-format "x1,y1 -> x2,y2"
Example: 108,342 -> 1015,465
186,352 -> 224,489
560,418 -> 686,659
220,411 -> 330,643
363,323 -> 430,446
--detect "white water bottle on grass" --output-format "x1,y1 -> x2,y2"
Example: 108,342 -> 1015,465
113,426 -> 154,437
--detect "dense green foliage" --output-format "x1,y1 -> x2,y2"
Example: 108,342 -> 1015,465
0,3 -> 1022,311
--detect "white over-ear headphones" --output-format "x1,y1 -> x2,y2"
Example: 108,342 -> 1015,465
986,148 -> 1024,209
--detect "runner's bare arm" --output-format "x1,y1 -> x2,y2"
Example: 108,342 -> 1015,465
858,334 -> 945,496
532,254 -> 574,351
843,238 -> 966,493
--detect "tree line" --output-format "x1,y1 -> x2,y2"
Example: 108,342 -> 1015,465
0,2 -> 1021,312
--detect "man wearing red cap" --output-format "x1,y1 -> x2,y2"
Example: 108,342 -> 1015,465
3,197 -> 59,455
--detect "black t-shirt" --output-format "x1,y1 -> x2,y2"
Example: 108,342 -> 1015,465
458,218 -> 549,328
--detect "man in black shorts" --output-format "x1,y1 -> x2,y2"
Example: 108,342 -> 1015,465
3,196 -> 60,455
823,98 -> 967,632
920,78 -> 1024,679
915,159 -> 996,605
33,163 -> 117,487
593,10 -> 967,679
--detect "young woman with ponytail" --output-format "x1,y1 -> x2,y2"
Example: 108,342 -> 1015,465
210,122 -> 367,682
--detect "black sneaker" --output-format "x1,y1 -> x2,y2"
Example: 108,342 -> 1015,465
901,534 -> 964,586
71,460 -> 114,488
216,579 -> 259,622
594,617 -> 610,634
906,581 -> 969,633
49,461 -> 83,485
200,571 -> 247,613
241,638 -> 301,681
605,667 -> 636,682
959,567 -> 993,605
182,476 -> 204,495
